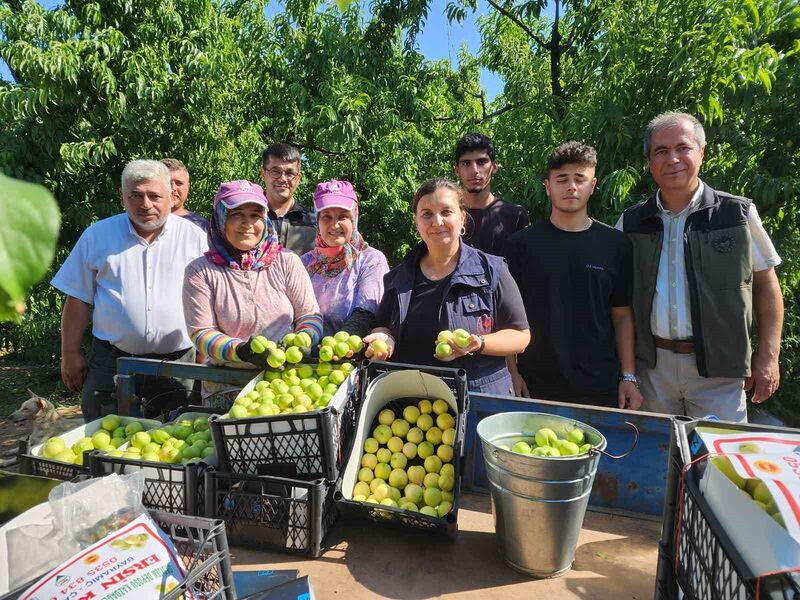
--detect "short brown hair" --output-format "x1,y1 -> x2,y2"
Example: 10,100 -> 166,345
161,158 -> 188,172
411,178 -> 465,214
546,142 -> 597,175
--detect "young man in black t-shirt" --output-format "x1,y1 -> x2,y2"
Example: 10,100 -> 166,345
506,142 -> 643,409
454,133 -> 530,257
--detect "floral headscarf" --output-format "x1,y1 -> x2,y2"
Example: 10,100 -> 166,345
306,201 -> 369,278
205,182 -> 282,270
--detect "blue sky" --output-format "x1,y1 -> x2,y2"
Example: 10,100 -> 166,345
0,0 -> 504,98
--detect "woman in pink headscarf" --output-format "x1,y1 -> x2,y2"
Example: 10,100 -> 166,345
301,180 -> 389,338
183,180 -> 322,369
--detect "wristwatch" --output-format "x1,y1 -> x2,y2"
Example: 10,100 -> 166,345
476,335 -> 486,354
619,372 -> 640,388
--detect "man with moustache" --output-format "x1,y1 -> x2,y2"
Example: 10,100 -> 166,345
52,159 -> 208,420
506,142 -> 643,409
453,133 -> 529,257
617,112 -> 783,422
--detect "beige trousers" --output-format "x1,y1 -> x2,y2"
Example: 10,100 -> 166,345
639,348 -> 747,422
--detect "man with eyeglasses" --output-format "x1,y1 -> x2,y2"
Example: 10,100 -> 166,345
453,132 -> 530,258
259,143 -> 316,255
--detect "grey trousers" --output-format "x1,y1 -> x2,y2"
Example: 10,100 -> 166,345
81,337 -> 195,421
639,348 -> 747,422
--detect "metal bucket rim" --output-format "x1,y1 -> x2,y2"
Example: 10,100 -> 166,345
477,411 -> 608,458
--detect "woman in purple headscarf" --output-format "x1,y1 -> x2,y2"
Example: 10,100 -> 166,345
301,180 -> 389,338
183,180 -> 322,368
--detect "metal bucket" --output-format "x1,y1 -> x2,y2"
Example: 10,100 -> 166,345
477,412 -> 607,578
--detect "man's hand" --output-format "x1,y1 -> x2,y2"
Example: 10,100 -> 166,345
618,381 -> 643,410
61,351 -> 88,392
510,370 -> 530,398
745,350 -> 780,404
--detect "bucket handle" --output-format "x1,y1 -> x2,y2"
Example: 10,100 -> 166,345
590,421 -> 639,460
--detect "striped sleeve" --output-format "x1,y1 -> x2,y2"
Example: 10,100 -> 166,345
294,313 -> 323,346
191,328 -> 242,363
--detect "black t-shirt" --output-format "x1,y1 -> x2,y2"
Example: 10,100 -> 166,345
269,200 -> 316,256
392,271 -> 451,367
374,262 -> 529,371
464,197 -> 530,258
506,219 -> 633,401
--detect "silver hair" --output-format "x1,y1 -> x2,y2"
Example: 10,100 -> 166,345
644,111 -> 706,157
121,159 -> 171,191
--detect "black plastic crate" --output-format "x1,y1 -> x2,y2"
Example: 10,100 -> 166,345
335,361 -> 468,540
88,451 -> 209,515
655,417 -> 800,599
204,469 -> 338,557
209,365 -> 362,481
151,510 -> 236,600
17,446 -> 89,481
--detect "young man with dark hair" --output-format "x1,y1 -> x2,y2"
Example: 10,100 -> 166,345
161,158 -> 209,232
259,143 -> 316,255
453,133 -> 530,257
506,141 -> 643,409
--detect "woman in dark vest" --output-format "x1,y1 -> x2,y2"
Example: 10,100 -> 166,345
365,178 -> 530,395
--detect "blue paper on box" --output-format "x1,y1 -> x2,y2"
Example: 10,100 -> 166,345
234,569 -> 300,597
240,575 -> 314,600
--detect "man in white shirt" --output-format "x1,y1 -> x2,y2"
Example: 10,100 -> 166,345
617,112 -> 783,422
52,159 -> 208,420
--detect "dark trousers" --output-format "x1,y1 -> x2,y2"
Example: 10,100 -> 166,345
81,337 -> 195,421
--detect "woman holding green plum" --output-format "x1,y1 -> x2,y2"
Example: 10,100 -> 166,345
182,180 -> 323,381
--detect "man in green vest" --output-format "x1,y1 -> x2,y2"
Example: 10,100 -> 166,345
617,112 -> 783,422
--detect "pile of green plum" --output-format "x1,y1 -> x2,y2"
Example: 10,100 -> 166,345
248,330 -> 364,368
107,415 -> 215,464
351,399 -> 458,519
501,427 -> 595,457
224,362 -> 354,419
712,453 -> 787,529
37,414 -> 154,465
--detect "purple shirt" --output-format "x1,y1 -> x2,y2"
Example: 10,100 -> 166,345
301,246 -> 389,336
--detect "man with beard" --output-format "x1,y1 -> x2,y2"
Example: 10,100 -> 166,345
453,133 -> 529,257
506,142 -> 642,409
52,159 -> 208,420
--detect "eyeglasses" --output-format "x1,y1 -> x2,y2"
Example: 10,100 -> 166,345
265,167 -> 300,180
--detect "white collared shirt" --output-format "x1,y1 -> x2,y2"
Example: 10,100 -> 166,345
615,180 -> 781,339
52,213 -> 208,354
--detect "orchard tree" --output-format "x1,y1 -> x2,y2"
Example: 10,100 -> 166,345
0,0 -> 481,358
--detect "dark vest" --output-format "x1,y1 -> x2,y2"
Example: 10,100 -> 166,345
383,242 -> 512,393
621,184 -> 753,378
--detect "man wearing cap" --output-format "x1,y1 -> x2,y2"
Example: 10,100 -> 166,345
617,111 -> 783,422
52,159 -> 208,420
259,143 -> 316,255
161,158 -> 210,233
301,180 -> 389,338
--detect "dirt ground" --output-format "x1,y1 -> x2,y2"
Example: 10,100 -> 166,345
232,492 -> 663,599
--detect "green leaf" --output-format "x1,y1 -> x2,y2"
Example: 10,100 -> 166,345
0,173 -> 61,322
335,0 -> 355,11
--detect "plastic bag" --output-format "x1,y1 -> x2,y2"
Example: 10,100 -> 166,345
49,471 -> 146,547
6,472 -> 146,591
